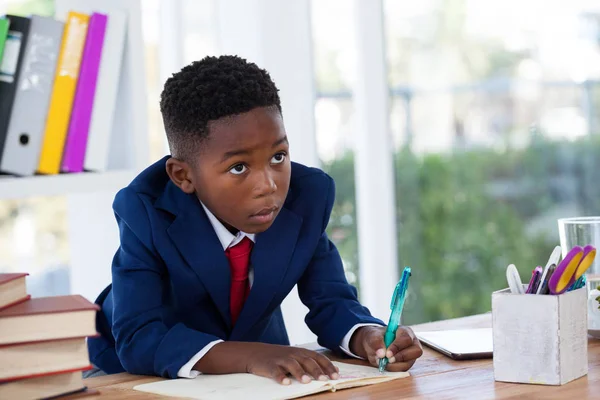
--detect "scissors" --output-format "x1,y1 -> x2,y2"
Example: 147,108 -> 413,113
548,245 -> 596,295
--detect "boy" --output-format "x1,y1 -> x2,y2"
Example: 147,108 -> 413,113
88,55 -> 423,384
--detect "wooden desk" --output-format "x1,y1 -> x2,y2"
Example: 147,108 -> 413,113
81,314 -> 600,399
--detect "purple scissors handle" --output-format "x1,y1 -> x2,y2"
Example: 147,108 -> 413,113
576,245 -> 596,278
549,245 -> 596,294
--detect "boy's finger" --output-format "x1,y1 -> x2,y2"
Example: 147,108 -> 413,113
385,328 -> 416,358
386,336 -> 413,358
384,359 -> 416,372
313,353 -> 340,380
281,358 -> 312,384
298,357 -> 326,381
362,343 -> 380,367
415,336 -> 423,349
271,366 -> 291,385
402,326 -> 417,339
388,344 -> 423,364
365,333 -> 386,359
367,353 -> 379,367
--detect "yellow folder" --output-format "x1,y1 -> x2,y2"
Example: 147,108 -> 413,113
37,11 -> 89,175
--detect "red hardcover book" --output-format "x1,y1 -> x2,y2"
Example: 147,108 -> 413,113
0,295 -> 99,345
0,336 -> 92,381
0,367 -> 91,399
0,272 -> 30,311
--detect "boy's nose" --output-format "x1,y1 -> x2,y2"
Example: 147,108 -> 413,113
253,170 -> 277,197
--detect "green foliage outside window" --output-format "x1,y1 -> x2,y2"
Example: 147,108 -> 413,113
325,136 -> 600,325
6,0 -> 54,17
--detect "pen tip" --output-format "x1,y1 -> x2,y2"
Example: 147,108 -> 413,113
378,359 -> 387,374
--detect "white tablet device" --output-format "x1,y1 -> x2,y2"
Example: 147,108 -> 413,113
415,328 -> 493,360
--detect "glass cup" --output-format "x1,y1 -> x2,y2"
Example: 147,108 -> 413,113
558,216 -> 600,290
559,217 -> 600,336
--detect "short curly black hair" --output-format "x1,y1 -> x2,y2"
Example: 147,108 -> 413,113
159,55 -> 282,161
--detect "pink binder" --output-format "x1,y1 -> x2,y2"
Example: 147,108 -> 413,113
61,12 -> 107,173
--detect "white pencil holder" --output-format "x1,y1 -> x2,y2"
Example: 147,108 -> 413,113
491,286 -> 588,385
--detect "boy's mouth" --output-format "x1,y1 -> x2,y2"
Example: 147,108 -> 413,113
249,206 -> 278,224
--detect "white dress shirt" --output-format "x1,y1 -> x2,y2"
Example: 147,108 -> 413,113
177,204 -> 379,378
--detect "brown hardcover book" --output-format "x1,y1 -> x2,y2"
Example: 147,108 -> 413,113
0,273 -> 30,311
0,295 -> 99,345
0,369 -> 88,400
0,337 -> 91,381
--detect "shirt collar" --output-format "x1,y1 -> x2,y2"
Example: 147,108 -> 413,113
200,202 -> 255,250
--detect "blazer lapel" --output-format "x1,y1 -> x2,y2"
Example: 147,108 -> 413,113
232,207 -> 303,340
158,183 -> 233,330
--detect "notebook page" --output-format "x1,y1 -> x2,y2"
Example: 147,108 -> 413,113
134,371 -> 326,400
133,361 -> 409,400
330,362 -> 409,390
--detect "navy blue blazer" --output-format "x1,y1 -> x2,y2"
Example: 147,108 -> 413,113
88,156 -> 383,378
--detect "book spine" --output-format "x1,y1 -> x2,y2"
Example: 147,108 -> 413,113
0,333 -> 99,348
0,295 -> 30,312
0,365 -> 92,383
61,13 -> 107,173
37,11 -> 89,175
0,272 -> 29,285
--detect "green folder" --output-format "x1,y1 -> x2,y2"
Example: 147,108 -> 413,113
0,18 -> 9,66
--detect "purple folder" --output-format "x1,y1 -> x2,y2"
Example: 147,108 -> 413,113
61,13 -> 107,173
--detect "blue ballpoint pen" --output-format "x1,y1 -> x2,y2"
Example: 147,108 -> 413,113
378,266 -> 411,373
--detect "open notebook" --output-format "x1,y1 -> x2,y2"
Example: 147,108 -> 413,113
133,361 -> 409,400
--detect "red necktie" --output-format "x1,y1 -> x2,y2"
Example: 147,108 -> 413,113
225,237 -> 253,325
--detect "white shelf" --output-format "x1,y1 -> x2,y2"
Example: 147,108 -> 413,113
0,170 -> 138,200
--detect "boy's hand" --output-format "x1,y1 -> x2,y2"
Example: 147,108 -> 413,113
349,326 -> 423,372
244,343 -> 340,385
196,342 -> 339,385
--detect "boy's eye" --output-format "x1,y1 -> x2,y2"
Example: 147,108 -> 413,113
229,164 -> 247,175
271,153 -> 286,164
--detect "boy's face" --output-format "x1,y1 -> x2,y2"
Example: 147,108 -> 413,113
167,106 -> 291,234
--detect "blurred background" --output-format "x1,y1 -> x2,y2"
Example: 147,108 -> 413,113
1,0 -> 600,337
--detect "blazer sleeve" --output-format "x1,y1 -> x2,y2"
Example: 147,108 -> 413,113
110,187 -> 221,378
297,176 -> 385,355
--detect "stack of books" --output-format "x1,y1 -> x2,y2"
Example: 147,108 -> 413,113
0,8 -> 126,177
0,273 -> 100,399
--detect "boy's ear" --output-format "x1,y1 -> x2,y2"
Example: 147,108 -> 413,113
165,158 -> 195,194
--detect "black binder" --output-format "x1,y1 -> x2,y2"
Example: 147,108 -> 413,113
0,15 -> 30,168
